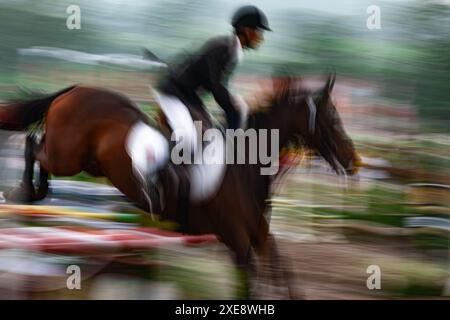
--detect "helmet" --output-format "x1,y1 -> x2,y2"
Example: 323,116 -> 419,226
231,5 -> 272,31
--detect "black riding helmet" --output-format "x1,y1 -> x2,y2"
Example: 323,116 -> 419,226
231,5 -> 272,31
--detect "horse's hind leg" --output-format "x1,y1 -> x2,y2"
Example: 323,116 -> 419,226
4,134 -> 37,203
32,134 -> 50,201
34,164 -> 49,201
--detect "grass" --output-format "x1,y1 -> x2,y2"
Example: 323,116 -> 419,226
371,256 -> 449,297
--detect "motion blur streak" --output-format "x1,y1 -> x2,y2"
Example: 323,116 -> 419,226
0,0 -> 448,299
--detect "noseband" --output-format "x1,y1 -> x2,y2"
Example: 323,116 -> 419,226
306,95 -> 317,135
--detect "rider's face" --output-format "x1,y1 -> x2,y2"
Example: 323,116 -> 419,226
244,27 -> 264,49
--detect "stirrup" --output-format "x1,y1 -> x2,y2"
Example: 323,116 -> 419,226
143,171 -> 165,215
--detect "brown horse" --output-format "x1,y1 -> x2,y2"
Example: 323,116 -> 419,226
0,74 -> 360,298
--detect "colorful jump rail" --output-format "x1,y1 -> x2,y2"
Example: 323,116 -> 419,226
0,204 -> 218,254
0,204 -> 140,222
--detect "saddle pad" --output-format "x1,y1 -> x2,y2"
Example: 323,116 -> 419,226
188,131 -> 227,203
151,88 -> 227,203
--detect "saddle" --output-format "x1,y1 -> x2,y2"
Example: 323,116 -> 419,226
149,104 -> 226,233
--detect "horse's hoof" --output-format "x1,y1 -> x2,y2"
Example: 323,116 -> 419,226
35,184 -> 50,201
3,185 -> 35,203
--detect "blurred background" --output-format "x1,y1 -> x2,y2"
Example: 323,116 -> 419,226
0,0 -> 448,299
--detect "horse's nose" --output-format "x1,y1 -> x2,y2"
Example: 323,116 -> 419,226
346,166 -> 359,176
346,156 -> 362,175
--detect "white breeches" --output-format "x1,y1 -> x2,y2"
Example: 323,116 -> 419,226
152,89 -> 198,154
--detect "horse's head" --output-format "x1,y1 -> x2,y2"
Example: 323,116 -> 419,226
271,74 -> 361,175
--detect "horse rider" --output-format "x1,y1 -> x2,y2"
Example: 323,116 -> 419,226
129,5 -> 271,215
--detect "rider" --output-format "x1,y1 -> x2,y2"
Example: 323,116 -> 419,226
156,4 -> 271,142
133,5 -> 271,214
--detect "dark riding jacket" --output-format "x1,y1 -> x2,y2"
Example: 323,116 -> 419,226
158,35 -> 242,129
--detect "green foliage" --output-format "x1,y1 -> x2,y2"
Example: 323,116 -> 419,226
0,0 -> 447,130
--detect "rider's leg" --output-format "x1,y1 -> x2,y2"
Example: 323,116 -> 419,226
152,90 -> 198,156
151,90 -> 201,227
126,122 -> 169,214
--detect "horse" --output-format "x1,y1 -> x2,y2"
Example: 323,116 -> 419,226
0,74 -> 360,298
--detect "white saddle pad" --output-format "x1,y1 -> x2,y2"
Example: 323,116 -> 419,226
125,121 -> 169,181
127,115 -> 226,204
188,129 -> 226,203
151,88 -> 227,203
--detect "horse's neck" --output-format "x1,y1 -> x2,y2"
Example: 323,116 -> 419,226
249,101 -> 294,150
234,101 -> 297,211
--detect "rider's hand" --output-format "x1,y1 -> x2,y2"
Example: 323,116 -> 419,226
233,95 -> 249,129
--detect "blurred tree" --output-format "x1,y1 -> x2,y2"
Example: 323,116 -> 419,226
409,3 -> 450,130
0,0 -> 448,132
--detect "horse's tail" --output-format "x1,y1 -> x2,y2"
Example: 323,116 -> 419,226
0,85 -> 76,131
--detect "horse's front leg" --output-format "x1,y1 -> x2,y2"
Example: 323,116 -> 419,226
258,233 -> 304,299
223,227 -> 256,299
234,249 -> 258,300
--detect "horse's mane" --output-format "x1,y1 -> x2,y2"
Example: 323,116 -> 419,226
248,77 -> 311,131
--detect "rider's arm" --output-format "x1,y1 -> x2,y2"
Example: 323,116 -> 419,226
205,47 -> 240,129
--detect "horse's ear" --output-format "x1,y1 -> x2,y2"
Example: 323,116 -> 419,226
324,73 -> 336,96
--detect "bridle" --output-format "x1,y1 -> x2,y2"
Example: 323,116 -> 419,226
306,95 -> 317,135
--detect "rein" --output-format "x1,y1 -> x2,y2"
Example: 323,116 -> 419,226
306,95 -> 317,135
